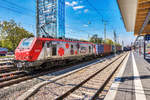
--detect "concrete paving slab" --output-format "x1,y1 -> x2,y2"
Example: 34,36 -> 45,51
105,51 -> 150,100
133,52 -> 150,100
114,53 -> 135,100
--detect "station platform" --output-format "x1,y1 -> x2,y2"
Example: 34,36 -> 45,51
104,51 -> 150,100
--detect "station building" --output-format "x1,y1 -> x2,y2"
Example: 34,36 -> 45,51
117,0 -> 150,59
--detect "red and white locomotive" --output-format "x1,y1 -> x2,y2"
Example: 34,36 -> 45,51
15,37 -> 96,69
15,37 -> 122,70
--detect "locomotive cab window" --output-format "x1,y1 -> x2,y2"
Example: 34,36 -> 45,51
89,46 -> 91,53
47,42 -> 50,48
19,38 -> 34,49
71,44 -> 74,55
52,44 -> 57,56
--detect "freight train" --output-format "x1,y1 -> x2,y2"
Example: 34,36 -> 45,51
14,37 -> 122,70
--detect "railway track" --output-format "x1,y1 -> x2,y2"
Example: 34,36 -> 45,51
0,58 -> 14,66
0,53 -> 116,89
0,71 -> 26,83
57,53 -> 128,100
0,55 -> 107,89
0,58 -> 14,62
0,53 -> 124,100
0,68 -> 57,89
16,53 -> 127,100
0,58 -> 15,74
0,71 -> 24,78
0,61 -> 13,66
0,65 -> 17,74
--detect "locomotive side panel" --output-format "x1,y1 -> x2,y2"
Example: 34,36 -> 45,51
15,37 -> 96,69
37,40 -> 95,60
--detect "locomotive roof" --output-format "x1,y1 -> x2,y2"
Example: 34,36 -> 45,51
36,37 -> 94,44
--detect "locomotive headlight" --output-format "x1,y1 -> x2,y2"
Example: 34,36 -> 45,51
25,56 -> 32,59
25,56 -> 29,59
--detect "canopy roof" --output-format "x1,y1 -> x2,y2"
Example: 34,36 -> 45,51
117,0 -> 150,36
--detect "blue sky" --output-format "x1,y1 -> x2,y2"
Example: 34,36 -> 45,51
0,0 -> 135,46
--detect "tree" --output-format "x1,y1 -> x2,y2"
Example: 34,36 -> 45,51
105,39 -> 114,45
90,34 -> 103,44
0,20 -> 34,51
0,41 -> 2,47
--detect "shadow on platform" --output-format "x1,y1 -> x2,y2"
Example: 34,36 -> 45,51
115,75 -> 150,83
145,59 -> 150,63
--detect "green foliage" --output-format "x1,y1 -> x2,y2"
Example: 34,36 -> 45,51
89,34 -> 122,47
0,41 -> 1,47
116,43 -> 121,46
0,20 -> 34,51
80,39 -> 89,42
89,34 -> 103,44
104,39 -> 114,45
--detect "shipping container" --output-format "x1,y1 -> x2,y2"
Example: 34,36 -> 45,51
104,44 -> 111,54
96,44 -> 104,55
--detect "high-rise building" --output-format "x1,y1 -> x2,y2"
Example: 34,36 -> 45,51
37,0 -> 65,38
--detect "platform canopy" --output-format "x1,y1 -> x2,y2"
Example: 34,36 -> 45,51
117,0 -> 150,36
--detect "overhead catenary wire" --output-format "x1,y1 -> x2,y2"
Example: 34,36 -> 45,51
85,0 -> 103,19
85,0 -> 119,42
0,0 -> 35,18
0,1 -> 35,34
0,5 -> 23,15
65,25 -> 94,37
1,0 -> 35,13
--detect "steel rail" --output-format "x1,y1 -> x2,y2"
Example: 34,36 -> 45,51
0,56 -> 103,89
55,53 -> 127,100
17,53 -> 123,100
0,71 -> 24,78
91,53 -> 128,100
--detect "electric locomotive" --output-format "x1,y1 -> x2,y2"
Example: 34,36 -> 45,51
15,37 -> 96,70
14,37 -> 122,70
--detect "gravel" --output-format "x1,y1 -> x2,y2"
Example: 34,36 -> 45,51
28,54 -> 124,100
0,54 -> 123,100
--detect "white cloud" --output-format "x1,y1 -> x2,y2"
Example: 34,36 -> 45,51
73,6 -> 84,10
84,9 -> 88,13
72,1 -> 78,6
65,1 -> 85,11
65,2 -> 70,6
83,24 -> 88,27
65,1 -> 78,7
